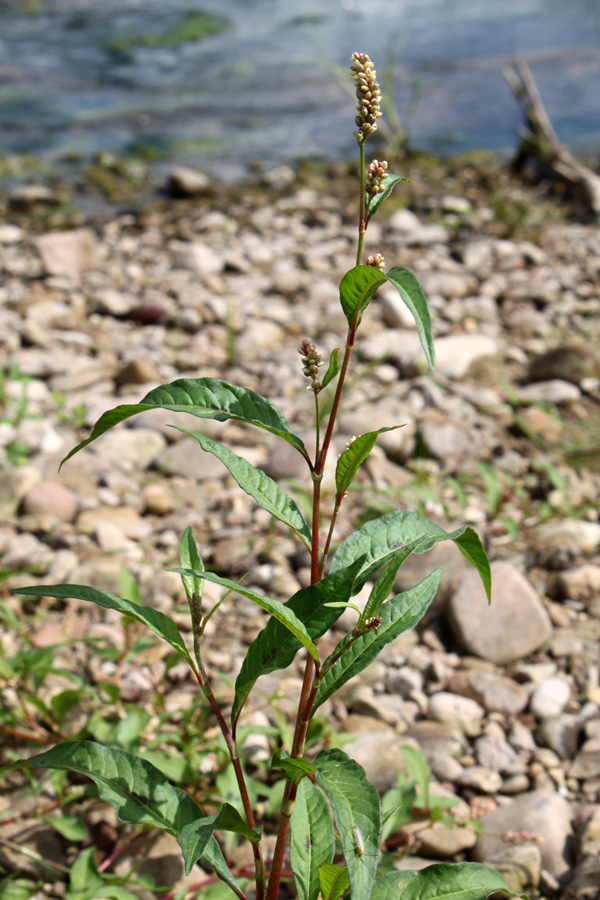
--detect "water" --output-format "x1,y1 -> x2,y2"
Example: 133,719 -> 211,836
1,0 -> 599,180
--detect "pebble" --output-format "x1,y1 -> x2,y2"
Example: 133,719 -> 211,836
20,480 -> 78,523
529,676 -> 572,719
448,561 -> 553,665
447,670 -> 528,717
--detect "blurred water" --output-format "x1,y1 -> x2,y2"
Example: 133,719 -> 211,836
0,0 -> 599,179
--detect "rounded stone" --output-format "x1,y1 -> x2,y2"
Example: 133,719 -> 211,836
20,480 -> 78,523
530,676 -> 572,719
447,561 -> 553,665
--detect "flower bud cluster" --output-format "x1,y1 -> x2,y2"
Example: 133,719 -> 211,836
351,52 -> 382,144
366,253 -> 385,270
298,337 -> 323,393
502,831 -> 542,844
365,159 -> 388,195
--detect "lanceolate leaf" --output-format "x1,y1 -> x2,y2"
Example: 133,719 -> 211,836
330,511 -> 491,602
171,569 -> 320,664
60,378 -> 307,468
172,427 -> 312,548
384,267 -> 435,372
360,543 -> 424,624
313,570 -> 443,711
0,742 -> 244,886
395,863 -> 512,900
229,559 -> 364,730
335,428 -> 400,498
270,752 -> 315,784
339,266 -> 386,330
291,778 -> 335,900
322,349 -> 340,389
10,584 -> 195,669
365,174 -> 410,222
314,749 -> 381,900
179,526 -> 204,613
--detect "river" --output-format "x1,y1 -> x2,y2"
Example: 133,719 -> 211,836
1,0 -> 599,180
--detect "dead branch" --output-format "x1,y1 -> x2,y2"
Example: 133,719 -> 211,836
504,55 -> 600,216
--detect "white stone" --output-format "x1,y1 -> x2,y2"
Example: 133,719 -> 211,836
530,677 -> 572,719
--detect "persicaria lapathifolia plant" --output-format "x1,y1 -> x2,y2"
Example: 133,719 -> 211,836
2,52 -> 511,900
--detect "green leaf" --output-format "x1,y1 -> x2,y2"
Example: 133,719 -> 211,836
402,746 -> 431,809
339,266 -> 387,330
396,862 -> 513,900
384,267 -> 435,372
318,865 -> 350,900
314,749 -> 381,900
229,559 -> 364,730
179,526 -> 204,614
335,428 -> 400,498
171,569 -> 319,663
173,427 -> 311,548
330,510 -> 491,602
119,567 -> 142,606
66,846 -> 101,900
314,570 -> 443,711
60,377 -> 307,468
322,349 -> 339,389
370,871 -> 419,900
291,779 -> 336,900
381,783 -> 417,841
1,742 -> 241,888
178,802 -> 262,873
365,174 -> 410,221
10,584 -> 195,669
360,546 -> 421,624
270,751 -> 315,784
44,815 -> 88,842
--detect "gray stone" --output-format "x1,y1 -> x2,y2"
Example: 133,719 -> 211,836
447,670 -> 528,717
475,728 -> 521,773
406,721 -> 467,760
514,380 -> 581,405
421,271 -> 476,299
35,228 -> 98,280
529,676 -> 572,719
484,843 -> 542,893
345,733 -> 419,793
170,240 -> 224,277
457,766 -> 503,794
95,289 -> 138,316
20,480 -> 78,523
419,412 -> 491,465
558,565 -> 600,604
448,561 -> 553,665
0,533 -> 53,571
417,825 -> 478,858
168,166 -> 210,197
428,691 -> 484,737
155,438 -> 226,481
94,428 -> 166,469
567,842 -> 600,900
472,790 -> 574,878
77,506 -> 152,540
433,334 -> 501,379
528,344 -> 598,384
570,738 -> 600,780
533,519 -> 600,560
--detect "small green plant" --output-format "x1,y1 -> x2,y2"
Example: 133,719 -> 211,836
2,54 -> 509,900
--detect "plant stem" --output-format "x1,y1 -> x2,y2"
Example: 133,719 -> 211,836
356,142 -> 366,265
192,668 -> 265,900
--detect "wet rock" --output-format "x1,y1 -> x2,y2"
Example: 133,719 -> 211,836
448,561 -> 553,665
35,228 -> 98,280
447,670 -> 528,717
472,789 -> 574,879
20,479 -> 78,523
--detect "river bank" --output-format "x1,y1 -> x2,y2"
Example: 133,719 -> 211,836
1,153 -> 600,897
